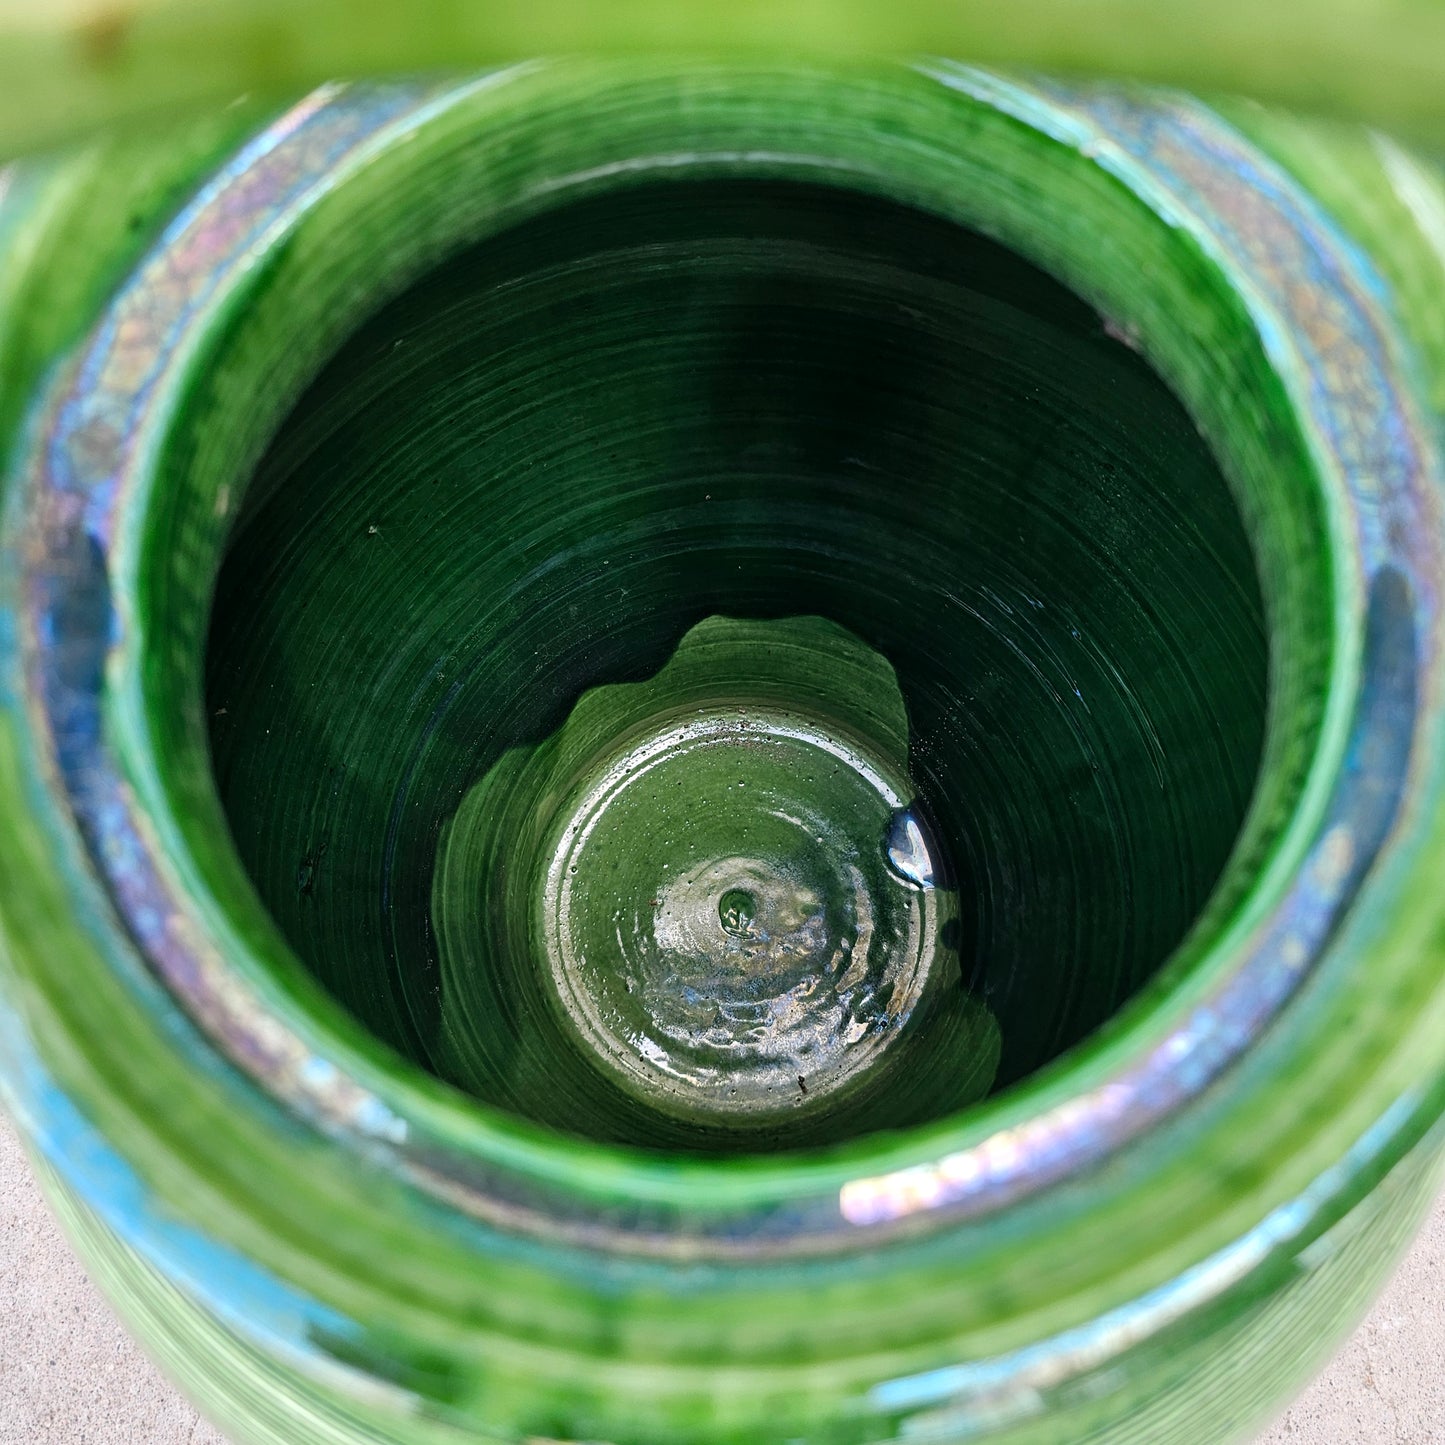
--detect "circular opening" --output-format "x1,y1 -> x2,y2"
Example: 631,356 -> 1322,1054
204,176 -> 1268,1153
59,68 -> 1356,1223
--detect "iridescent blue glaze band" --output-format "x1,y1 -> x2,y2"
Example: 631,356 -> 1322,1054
843,72 -> 1445,1226
12,68 -> 1444,1261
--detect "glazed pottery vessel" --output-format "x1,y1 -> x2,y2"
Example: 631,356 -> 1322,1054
3,58 -> 1445,1445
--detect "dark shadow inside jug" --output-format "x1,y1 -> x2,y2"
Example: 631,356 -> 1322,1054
206,177 -> 1268,1152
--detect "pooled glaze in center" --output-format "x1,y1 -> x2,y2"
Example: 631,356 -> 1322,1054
431,615 -> 998,1141
544,709 -> 940,1114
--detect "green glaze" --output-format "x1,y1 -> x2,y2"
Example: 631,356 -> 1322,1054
432,613 -> 997,1148
1,60 -> 1445,1445
205,169 -> 1264,1141
0,101 -> 275,471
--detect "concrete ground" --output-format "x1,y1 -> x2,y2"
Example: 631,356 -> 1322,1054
2,1112 -> 1442,1444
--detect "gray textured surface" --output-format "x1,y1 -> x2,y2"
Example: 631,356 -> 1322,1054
2,1111 -> 1442,1444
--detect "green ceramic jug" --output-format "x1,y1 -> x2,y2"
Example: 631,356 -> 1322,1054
3,20 -> 1445,1445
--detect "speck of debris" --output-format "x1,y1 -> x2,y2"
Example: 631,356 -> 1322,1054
76,7 -> 131,65
297,842 -> 328,899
